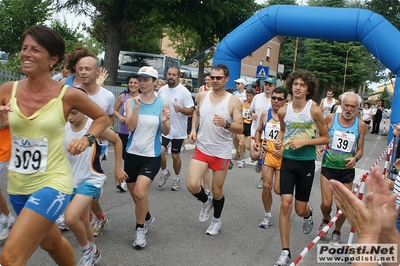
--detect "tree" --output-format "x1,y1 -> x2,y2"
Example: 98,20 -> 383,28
159,0 -> 260,87
50,19 -> 104,61
0,0 -> 52,55
366,0 -> 400,30
166,26 -> 201,64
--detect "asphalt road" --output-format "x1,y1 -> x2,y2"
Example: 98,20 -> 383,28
0,119 -> 393,266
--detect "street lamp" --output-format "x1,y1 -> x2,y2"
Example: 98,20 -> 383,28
342,46 -> 359,93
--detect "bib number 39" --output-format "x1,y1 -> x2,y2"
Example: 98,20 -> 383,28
9,137 -> 48,174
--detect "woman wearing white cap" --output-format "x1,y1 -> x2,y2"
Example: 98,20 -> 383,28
124,66 -> 170,249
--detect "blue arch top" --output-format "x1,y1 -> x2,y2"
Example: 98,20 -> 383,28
213,5 -> 399,136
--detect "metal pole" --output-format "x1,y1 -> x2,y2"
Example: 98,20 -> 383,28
342,46 -> 358,93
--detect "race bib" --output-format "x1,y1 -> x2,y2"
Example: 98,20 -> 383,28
242,109 -> 251,120
265,122 -> 280,141
9,136 -> 48,174
331,130 -> 355,153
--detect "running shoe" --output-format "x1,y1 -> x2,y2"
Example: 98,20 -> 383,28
158,170 -> 170,187
257,178 -> 263,189
92,247 -> 101,265
133,227 -> 146,248
144,214 -> 154,234
0,218 -> 9,240
238,160 -> 245,168
199,196 -> 213,222
116,181 -> 128,192
77,244 -> 95,266
171,180 -> 180,191
329,231 -> 341,246
228,160 -> 234,170
274,250 -> 290,266
255,161 -> 262,173
302,206 -> 314,234
205,190 -> 211,196
56,213 -> 69,231
7,213 -> 15,229
259,214 -> 272,229
94,216 -> 109,237
233,152 -> 240,160
205,217 -> 221,236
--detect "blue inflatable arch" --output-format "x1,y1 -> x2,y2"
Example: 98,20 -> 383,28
213,5 -> 400,137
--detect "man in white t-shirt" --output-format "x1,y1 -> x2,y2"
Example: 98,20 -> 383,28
250,77 -> 275,183
157,66 -> 195,191
57,56 -> 116,238
233,78 -> 246,103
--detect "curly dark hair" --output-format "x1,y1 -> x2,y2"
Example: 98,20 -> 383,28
64,45 -> 96,74
285,70 -> 318,100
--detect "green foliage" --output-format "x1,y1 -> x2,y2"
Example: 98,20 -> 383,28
50,19 -> 84,54
366,0 -> 400,30
166,26 -> 201,63
0,0 -> 53,55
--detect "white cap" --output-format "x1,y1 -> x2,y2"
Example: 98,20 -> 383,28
234,78 -> 246,85
137,66 -> 158,79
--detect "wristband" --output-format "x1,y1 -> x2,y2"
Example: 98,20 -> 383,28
355,157 -> 360,162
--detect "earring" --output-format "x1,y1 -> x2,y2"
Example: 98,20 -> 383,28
50,65 -> 53,70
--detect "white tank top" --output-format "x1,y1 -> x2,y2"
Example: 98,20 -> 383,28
196,91 -> 233,159
322,98 -> 335,117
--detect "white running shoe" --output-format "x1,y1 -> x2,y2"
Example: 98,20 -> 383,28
94,216 -> 109,237
144,214 -> 154,234
274,250 -> 290,266
56,213 -> 69,231
7,213 -> 15,228
77,244 -> 95,266
205,217 -> 221,236
133,227 -> 146,248
259,215 -> 272,229
116,181 -> 128,192
303,206 -> 314,234
158,170 -> 170,187
238,160 -> 245,168
0,218 -> 9,240
171,180 -> 180,191
199,196 -> 213,222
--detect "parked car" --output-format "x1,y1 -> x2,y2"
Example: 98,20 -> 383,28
116,51 -> 180,85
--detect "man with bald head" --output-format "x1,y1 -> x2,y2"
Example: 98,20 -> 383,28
76,56 -> 115,237
318,91 -> 366,245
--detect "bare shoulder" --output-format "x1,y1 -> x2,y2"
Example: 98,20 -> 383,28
0,81 -> 17,104
229,92 -> 241,106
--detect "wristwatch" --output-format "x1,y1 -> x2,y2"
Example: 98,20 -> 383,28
224,120 -> 231,129
84,133 -> 96,146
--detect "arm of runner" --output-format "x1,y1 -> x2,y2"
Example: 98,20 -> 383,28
100,127 -> 128,184
113,93 -> 126,123
64,87 -> 109,155
161,101 -> 170,135
274,106 -> 287,150
125,96 -> 141,131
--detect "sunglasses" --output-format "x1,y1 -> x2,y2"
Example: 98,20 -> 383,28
210,75 -> 225,81
271,96 -> 285,101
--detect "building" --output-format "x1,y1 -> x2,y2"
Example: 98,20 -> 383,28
160,34 -> 283,86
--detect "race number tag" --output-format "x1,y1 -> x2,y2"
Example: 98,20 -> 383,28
265,122 -> 280,141
9,136 -> 48,174
242,109 -> 251,120
331,130 -> 355,153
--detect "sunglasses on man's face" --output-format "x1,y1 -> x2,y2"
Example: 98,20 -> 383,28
210,75 -> 225,81
271,96 -> 285,101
